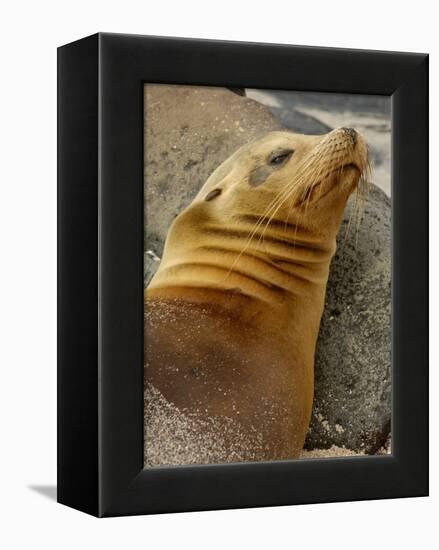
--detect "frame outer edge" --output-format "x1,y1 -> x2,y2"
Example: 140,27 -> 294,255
392,54 -> 429,496
65,33 -> 429,516
57,33 -> 100,517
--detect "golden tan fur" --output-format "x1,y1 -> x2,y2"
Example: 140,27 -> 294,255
145,128 -> 369,463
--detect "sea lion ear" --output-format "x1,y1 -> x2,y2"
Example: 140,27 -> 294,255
205,188 -> 222,201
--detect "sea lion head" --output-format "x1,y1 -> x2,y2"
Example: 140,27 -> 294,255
148,128 -> 369,302
195,127 -> 369,239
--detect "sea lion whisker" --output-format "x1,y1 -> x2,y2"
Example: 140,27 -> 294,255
240,167 -> 311,247
260,166 -> 320,249
237,214 -> 314,237
269,141 -> 344,243
315,145 -> 342,203
281,145 -> 337,248
341,162 -> 369,248
298,153 -> 329,214
353,172 -> 370,247
258,174 -> 312,251
306,155 -> 330,208
297,144 -> 335,207
225,151 -> 322,275
284,146 -> 329,227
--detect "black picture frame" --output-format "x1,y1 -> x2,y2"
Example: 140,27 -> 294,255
57,32 -> 428,517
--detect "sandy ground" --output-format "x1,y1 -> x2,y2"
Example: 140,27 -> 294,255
144,384 -> 390,468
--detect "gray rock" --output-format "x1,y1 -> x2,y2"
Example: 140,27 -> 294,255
305,185 -> 391,453
144,85 -> 391,453
268,107 -> 331,135
247,89 -> 391,118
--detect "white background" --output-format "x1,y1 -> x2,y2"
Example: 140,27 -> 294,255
0,1 -> 436,548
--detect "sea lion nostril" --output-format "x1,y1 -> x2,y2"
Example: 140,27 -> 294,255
341,127 -> 357,144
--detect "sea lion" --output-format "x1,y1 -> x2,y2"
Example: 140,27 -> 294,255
144,127 -> 369,465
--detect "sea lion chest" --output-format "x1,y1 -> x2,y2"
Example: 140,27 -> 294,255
145,297 -> 313,460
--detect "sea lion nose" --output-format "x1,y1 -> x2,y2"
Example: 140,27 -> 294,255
341,127 -> 357,145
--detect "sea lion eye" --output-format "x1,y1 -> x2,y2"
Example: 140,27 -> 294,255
269,150 -> 294,166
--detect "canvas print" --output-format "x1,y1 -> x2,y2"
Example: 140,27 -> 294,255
143,84 -> 391,466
